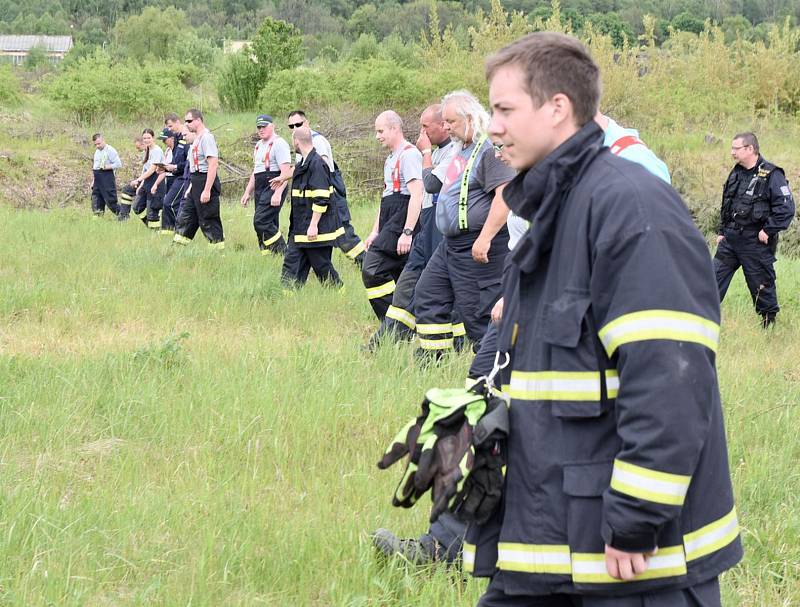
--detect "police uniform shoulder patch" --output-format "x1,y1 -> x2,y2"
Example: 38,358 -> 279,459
781,185 -> 792,197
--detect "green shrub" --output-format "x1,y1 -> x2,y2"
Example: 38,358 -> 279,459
258,66 -> 337,114
217,52 -> 263,112
45,50 -> 195,122
0,65 -> 22,106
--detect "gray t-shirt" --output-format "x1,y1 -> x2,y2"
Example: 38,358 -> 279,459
254,136 -> 291,173
382,142 -> 423,197
190,130 -> 219,173
435,138 -> 515,236
295,131 -> 335,172
142,145 -> 164,173
423,140 -> 456,210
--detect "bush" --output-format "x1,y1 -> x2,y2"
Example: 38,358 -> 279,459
45,50 -> 195,122
258,66 -> 337,114
218,17 -> 303,111
0,65 -> 22,106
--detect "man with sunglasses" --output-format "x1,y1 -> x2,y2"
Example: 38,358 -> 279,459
271,110 -> 366,267
714,132 -> 794,327
173,109 -> 225,249
240,114 -> 292,255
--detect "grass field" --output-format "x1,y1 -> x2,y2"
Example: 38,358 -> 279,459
1,199 -> 799,606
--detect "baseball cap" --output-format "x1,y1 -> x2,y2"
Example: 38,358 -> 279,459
158,127 -> 174,141
256,114 -> 273,127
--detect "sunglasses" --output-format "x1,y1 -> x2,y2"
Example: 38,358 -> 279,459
185,118 -> 194,123
288,122 -> 304,129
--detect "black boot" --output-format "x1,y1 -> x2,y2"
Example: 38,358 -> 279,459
762,313 -> 776,329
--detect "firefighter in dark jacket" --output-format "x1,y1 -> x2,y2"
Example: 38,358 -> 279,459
280,127 -> 343,288
464,33 -> 741,607
714,132 -> 794,328
160,126 -> 189,234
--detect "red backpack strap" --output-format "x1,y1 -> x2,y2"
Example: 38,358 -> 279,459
609,135 -> 644,156
392,144 -> 416,192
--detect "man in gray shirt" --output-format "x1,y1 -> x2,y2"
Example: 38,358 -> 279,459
414,90 -> 513,359
368,104 -> 455,347
174,108 -> 225,249
362,110 -> 424,321
90,133 -> 122,217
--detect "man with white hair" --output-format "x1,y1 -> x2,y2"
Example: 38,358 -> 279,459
413,90 -> 515,358
362,110 -> 424,321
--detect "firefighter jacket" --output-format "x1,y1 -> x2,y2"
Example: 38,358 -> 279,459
172,135 -> 189,180
464,121 -> 742,597
289,149 -> 343,248
719,156 -> 794,235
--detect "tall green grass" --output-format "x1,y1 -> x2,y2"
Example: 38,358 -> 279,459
1,203 -> 799,605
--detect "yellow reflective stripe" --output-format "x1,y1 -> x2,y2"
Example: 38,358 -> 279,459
419,337 -> 454,350
147,221 -> 161,228
611,459 -> 691,506
260,249 -> 271,256
208,241 -> 225,250
345,240 -> 366,259
506,370 -> 619,401
598,310 -> 719,356
306,187 -> 332,198
173,234 -> 191,245
159,229 -> 174,235
386,305 -> 416,330
264,231 -> 283,247
295,226 -> 345,243
463,542 -> 475,574
571,546 -> 686,583
452,322 -> 466,337
292,187 -> 333,198
311,203 -> 328,214
417,323 -> 452,335
366,280 -> 396,300
684,508 -> 739,562
497,543 -> 572,574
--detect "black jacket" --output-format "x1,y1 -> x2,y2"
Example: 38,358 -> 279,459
464,122 -> 741,596
289,149 -> 342,247
719,156 -> 794,235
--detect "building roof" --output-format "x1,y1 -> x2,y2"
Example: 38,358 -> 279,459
0,35 -> 73,53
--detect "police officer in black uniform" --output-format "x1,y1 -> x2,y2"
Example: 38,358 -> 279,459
714,132 -> 794,327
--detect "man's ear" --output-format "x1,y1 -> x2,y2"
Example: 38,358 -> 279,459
550,93 -> 575,129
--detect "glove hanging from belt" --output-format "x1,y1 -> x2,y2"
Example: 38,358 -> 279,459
377,379 -> 509,525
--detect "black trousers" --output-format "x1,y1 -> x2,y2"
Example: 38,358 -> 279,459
91,170 -> 119,215
281,244 -> 342,287
362,193 -> 417,321
254,171 -> 287,254
161,176 -> 187,232
174,173 -> 224,246
714,228 -> 779,316
478,575 -> 721,607
335,220 -> 365,265
133,174 -> 164,228
414,229 -> 508,352
469,321 -> 499,379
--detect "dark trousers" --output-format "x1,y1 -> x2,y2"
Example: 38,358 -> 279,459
414,229 -> 508,352
362,193 -> 416,321
133,174 -> 164,228
254,171 -> 287,254
478,575 -> 721,607
423,511 -> 466,563
714,228 -> 779,316
174,173 -> 224,245
336,220 -> 365,266
469,321 -> 499,379
91,170 -> 119,216
281,245 -> 342,287
161,177 -> 187,232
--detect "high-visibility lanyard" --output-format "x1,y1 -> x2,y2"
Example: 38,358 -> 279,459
391,144 -> 415,193
99,149 -> 107,168
609,134 -> 644,156
458,134 -> 488,232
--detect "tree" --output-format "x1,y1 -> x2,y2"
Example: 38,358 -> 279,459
671,11 -> 706,34
112,6 -> 188,62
